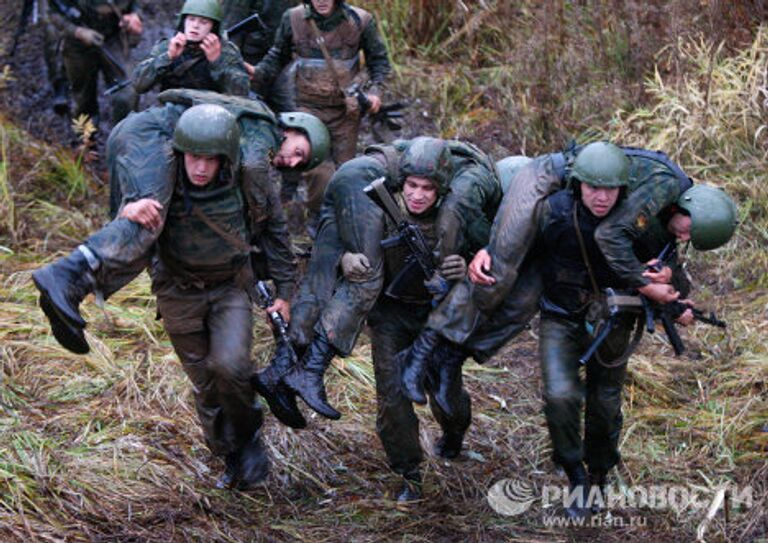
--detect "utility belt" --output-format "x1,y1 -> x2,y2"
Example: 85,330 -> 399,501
157,252 -> 252,292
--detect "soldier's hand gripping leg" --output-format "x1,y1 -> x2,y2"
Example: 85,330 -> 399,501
282,328 -> 341,420
32,246 -> 99,354
252,341 -> 308,429
398,328 -> 441,404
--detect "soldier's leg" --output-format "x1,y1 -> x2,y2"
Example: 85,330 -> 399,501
539,316 -> 585,468
426,361 -> 472,459
102,38 -> 138,125
62,40 -> 100,121
368,302 -> 424,484
43,28 -> 69,115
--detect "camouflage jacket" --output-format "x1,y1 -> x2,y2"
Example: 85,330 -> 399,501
222,0 -> 297,64
133,37 -> 249,96
45,0 -> 140,41
253,1 -> 390,98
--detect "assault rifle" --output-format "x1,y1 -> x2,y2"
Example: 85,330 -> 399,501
10,0 -> 38,57
579,243 -> 727,363
254,280 -> 298,365
364,177 -> 437,299
347,83 -> 406,133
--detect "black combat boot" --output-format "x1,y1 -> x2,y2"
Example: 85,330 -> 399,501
52,78 -> 70,116
215,452 -> 240,489
396,470 -> 423,503
434,431 -> 464,460
432,342 -> 468,417
399,328 -> 441,405
563,461 -> 591,519
32,249 -> 95,354
588,468 -> 608,514
283,332 -> 341,420
233,431 -> 270,490
252,342 -> 307,429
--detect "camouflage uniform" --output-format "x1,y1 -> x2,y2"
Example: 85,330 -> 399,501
132,38 -> 250,96
428,147 -> 693,362
253,1 -> 390,216
93,91 -> 297,303
46,0 -> 140,124
40,1 -> 70,112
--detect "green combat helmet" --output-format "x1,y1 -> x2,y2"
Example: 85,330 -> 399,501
178,0 -> 224,33
677,184 -> 738,250
279,112 -> 331,171
172,104 -> 241,166
570,141 -> 630,188
398,137 -> 454,195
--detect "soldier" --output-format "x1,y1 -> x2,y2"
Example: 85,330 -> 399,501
399,143 -> 739,408
255,137 -> 502,501
32,89 -> 329,357
251,0 -> 391,230
38,1 -> 70,115
46,0 -> 143,126
132,0 -> 250,97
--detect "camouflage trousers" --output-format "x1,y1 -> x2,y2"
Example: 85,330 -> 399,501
151,263 -> 262,457
368,298 -> 471,476
62,36 -> 137,125
539,315 -> 632,471
289,156 -> 386,354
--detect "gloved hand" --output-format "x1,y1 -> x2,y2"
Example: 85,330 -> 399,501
340,252 -> 372,282
74,27 -> 105,47
439,254 -> 467,281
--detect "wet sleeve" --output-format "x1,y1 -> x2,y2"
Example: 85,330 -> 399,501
595,176 -> 682,289
252,12 -> 294,86
360,15 -> 391,94
132,39 -> 173,94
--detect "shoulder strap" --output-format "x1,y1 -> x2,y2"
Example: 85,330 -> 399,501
190,205 -> 253,253
572,201 -> 600,296
306,17 -> 346,99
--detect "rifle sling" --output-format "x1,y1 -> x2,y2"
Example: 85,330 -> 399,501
307,17 -> 346,100
190,205 -> 254,253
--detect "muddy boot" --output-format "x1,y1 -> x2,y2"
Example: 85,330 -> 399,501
434,431 -> 464,460
589,468 -> 608,514
399,328 -> 441,405
432,342 -> 468,417
563,462 -> 591,519
215,452 -> 240,489
234,431 -> 270,490
32,247 -> 96,354
52,78 -> 70,116
396,470 -> 423,503
283,332 -> 341,420
252,342 -> 307,429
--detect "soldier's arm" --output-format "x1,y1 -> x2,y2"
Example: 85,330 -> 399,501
45,0 -> 80,38
595,175 -> 682,289
360,15 -> 391,96
209,40 -> 251,97
257,182 -> 298,301
132,39 -> 173,94
251,12 -> 294,87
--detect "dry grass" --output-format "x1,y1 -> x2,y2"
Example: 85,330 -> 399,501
0,4 -> 766,543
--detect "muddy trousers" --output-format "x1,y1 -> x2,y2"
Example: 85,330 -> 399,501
153,272 -> 263,457
538,316 -> 627,472
369,299 -> 471,476
62,37 -> 137,125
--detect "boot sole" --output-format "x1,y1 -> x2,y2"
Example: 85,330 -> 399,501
252,375 -> 308,429
38,295 -> 90,354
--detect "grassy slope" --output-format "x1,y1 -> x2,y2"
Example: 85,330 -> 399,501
1,3 -> 766,542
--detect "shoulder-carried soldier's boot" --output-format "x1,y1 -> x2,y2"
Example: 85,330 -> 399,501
252,342 -> 307,429
32,248 -> 96,354
563,461 -> 591,519
283,332 -> 341,420
396,470 -> 423,503
432,342 -> 468,417
52,78 -> 70,116
399,328 -> 441,405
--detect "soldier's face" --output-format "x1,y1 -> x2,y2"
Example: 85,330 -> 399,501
311,0 -> 335,16
273,130 -> 311,169
403,176 -> 438,215
184,15 -> 214,41
667,212 -> 692,242
580,183 -> 620,217
184,153 -> 222,186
